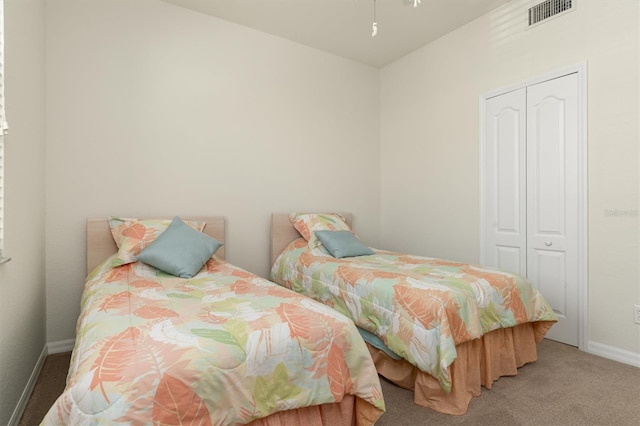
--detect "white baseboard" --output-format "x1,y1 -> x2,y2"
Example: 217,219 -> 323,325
7,345 -> 48,426
587,340 -> 640,368
47,338 -> 75,354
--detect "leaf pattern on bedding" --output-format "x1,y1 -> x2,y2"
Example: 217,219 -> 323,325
104,265 -> 130,283
327,341 -> 353,400
191,328 -> 242,348
121,222 -> 146,239
253,363 -> 303,415
336,265 -> 399,285
276,303 -> 333,354
43,258 -> 385,425
298,249 -> 335,268
98,291 -> 131,312
134,306 -> 179,319
271,240 -> 558,392
115,335 -> 194,421
130,278 -> 162,289
393,286 -> 442,329
89,327 -> 140,403
152,373 -> 213,426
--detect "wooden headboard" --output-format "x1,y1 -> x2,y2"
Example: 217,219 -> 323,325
86,216 -> 225,274
270,213 -> 352,266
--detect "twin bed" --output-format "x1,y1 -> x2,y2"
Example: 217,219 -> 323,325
270,212 -> 556,415
43,216 -> 384,425
44,212 -> 556,424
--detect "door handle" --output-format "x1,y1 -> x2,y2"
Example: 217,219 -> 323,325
545,241 -> 552,246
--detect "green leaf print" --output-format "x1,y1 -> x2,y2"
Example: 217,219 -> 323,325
253,363 -> 303,414
167,293 -> 196,299
191,328 -> 241,347
223,319 -> 249,347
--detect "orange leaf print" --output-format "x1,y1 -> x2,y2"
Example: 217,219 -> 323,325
393,286 -> 439,327
198,309 -> 227,325
152,374 -> 212,426
432,258 -> 464,268
118,360 -> 193,422
276,303 -> 333,355
292,238 -> 307,249
134,306 -> 179,319
462,268 -> 509,289
122,223 -> 146,240
444,303 -> 472,343
462,267 -> 529,323
230,269 -> 253,279
337,266 -> 398,286
276,303 -> 330,348
130,279 -> 160,289
117,333 -> 193,397
90,327 -> 140,403
99,291 -> 131,312
104,265 -> 130,283
299,251 -> 334,268
206,262 -> 252,279
326,342 -> 352,400
229,280 -> 255,295
394,286 -> 472,343
397,255 -> 431,265
503,286 -> 528,323
275,303 -> 312,341
265,285 -> 297,299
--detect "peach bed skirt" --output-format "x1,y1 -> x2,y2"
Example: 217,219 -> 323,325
368,321 -> 555,415
247,395 -> 383,426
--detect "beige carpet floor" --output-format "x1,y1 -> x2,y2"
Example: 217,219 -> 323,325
19,352 -> 71,426
19,339 -> 640,425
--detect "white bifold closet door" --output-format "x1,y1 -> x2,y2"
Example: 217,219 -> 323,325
484,73 -> 579,346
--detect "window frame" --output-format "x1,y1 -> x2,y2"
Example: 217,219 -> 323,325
0,0 -> 9,264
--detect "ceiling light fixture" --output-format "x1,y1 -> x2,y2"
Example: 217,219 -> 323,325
372,0 -> 378,37
372,0 -> 421,38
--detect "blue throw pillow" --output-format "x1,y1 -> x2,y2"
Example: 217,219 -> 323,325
137,216 -> 222,278
313,230 -> 374,259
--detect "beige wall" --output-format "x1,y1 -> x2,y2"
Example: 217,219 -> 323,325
380,0 -> 640,355
45,0 -> 381,343
0,0 -> 46,424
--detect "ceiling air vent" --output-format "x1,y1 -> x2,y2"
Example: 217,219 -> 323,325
528,0 -> 575,27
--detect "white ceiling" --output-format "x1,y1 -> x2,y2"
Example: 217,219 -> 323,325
160,0 -> 511,68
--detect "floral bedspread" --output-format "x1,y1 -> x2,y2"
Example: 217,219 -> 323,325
43,257 -> 385,425
271,239 -> 557,392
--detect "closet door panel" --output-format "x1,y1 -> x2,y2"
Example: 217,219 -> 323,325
530,95 -> 567,238
532,249 -> 567,316
526,73 -> 579,346
484,88 -> 527,276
